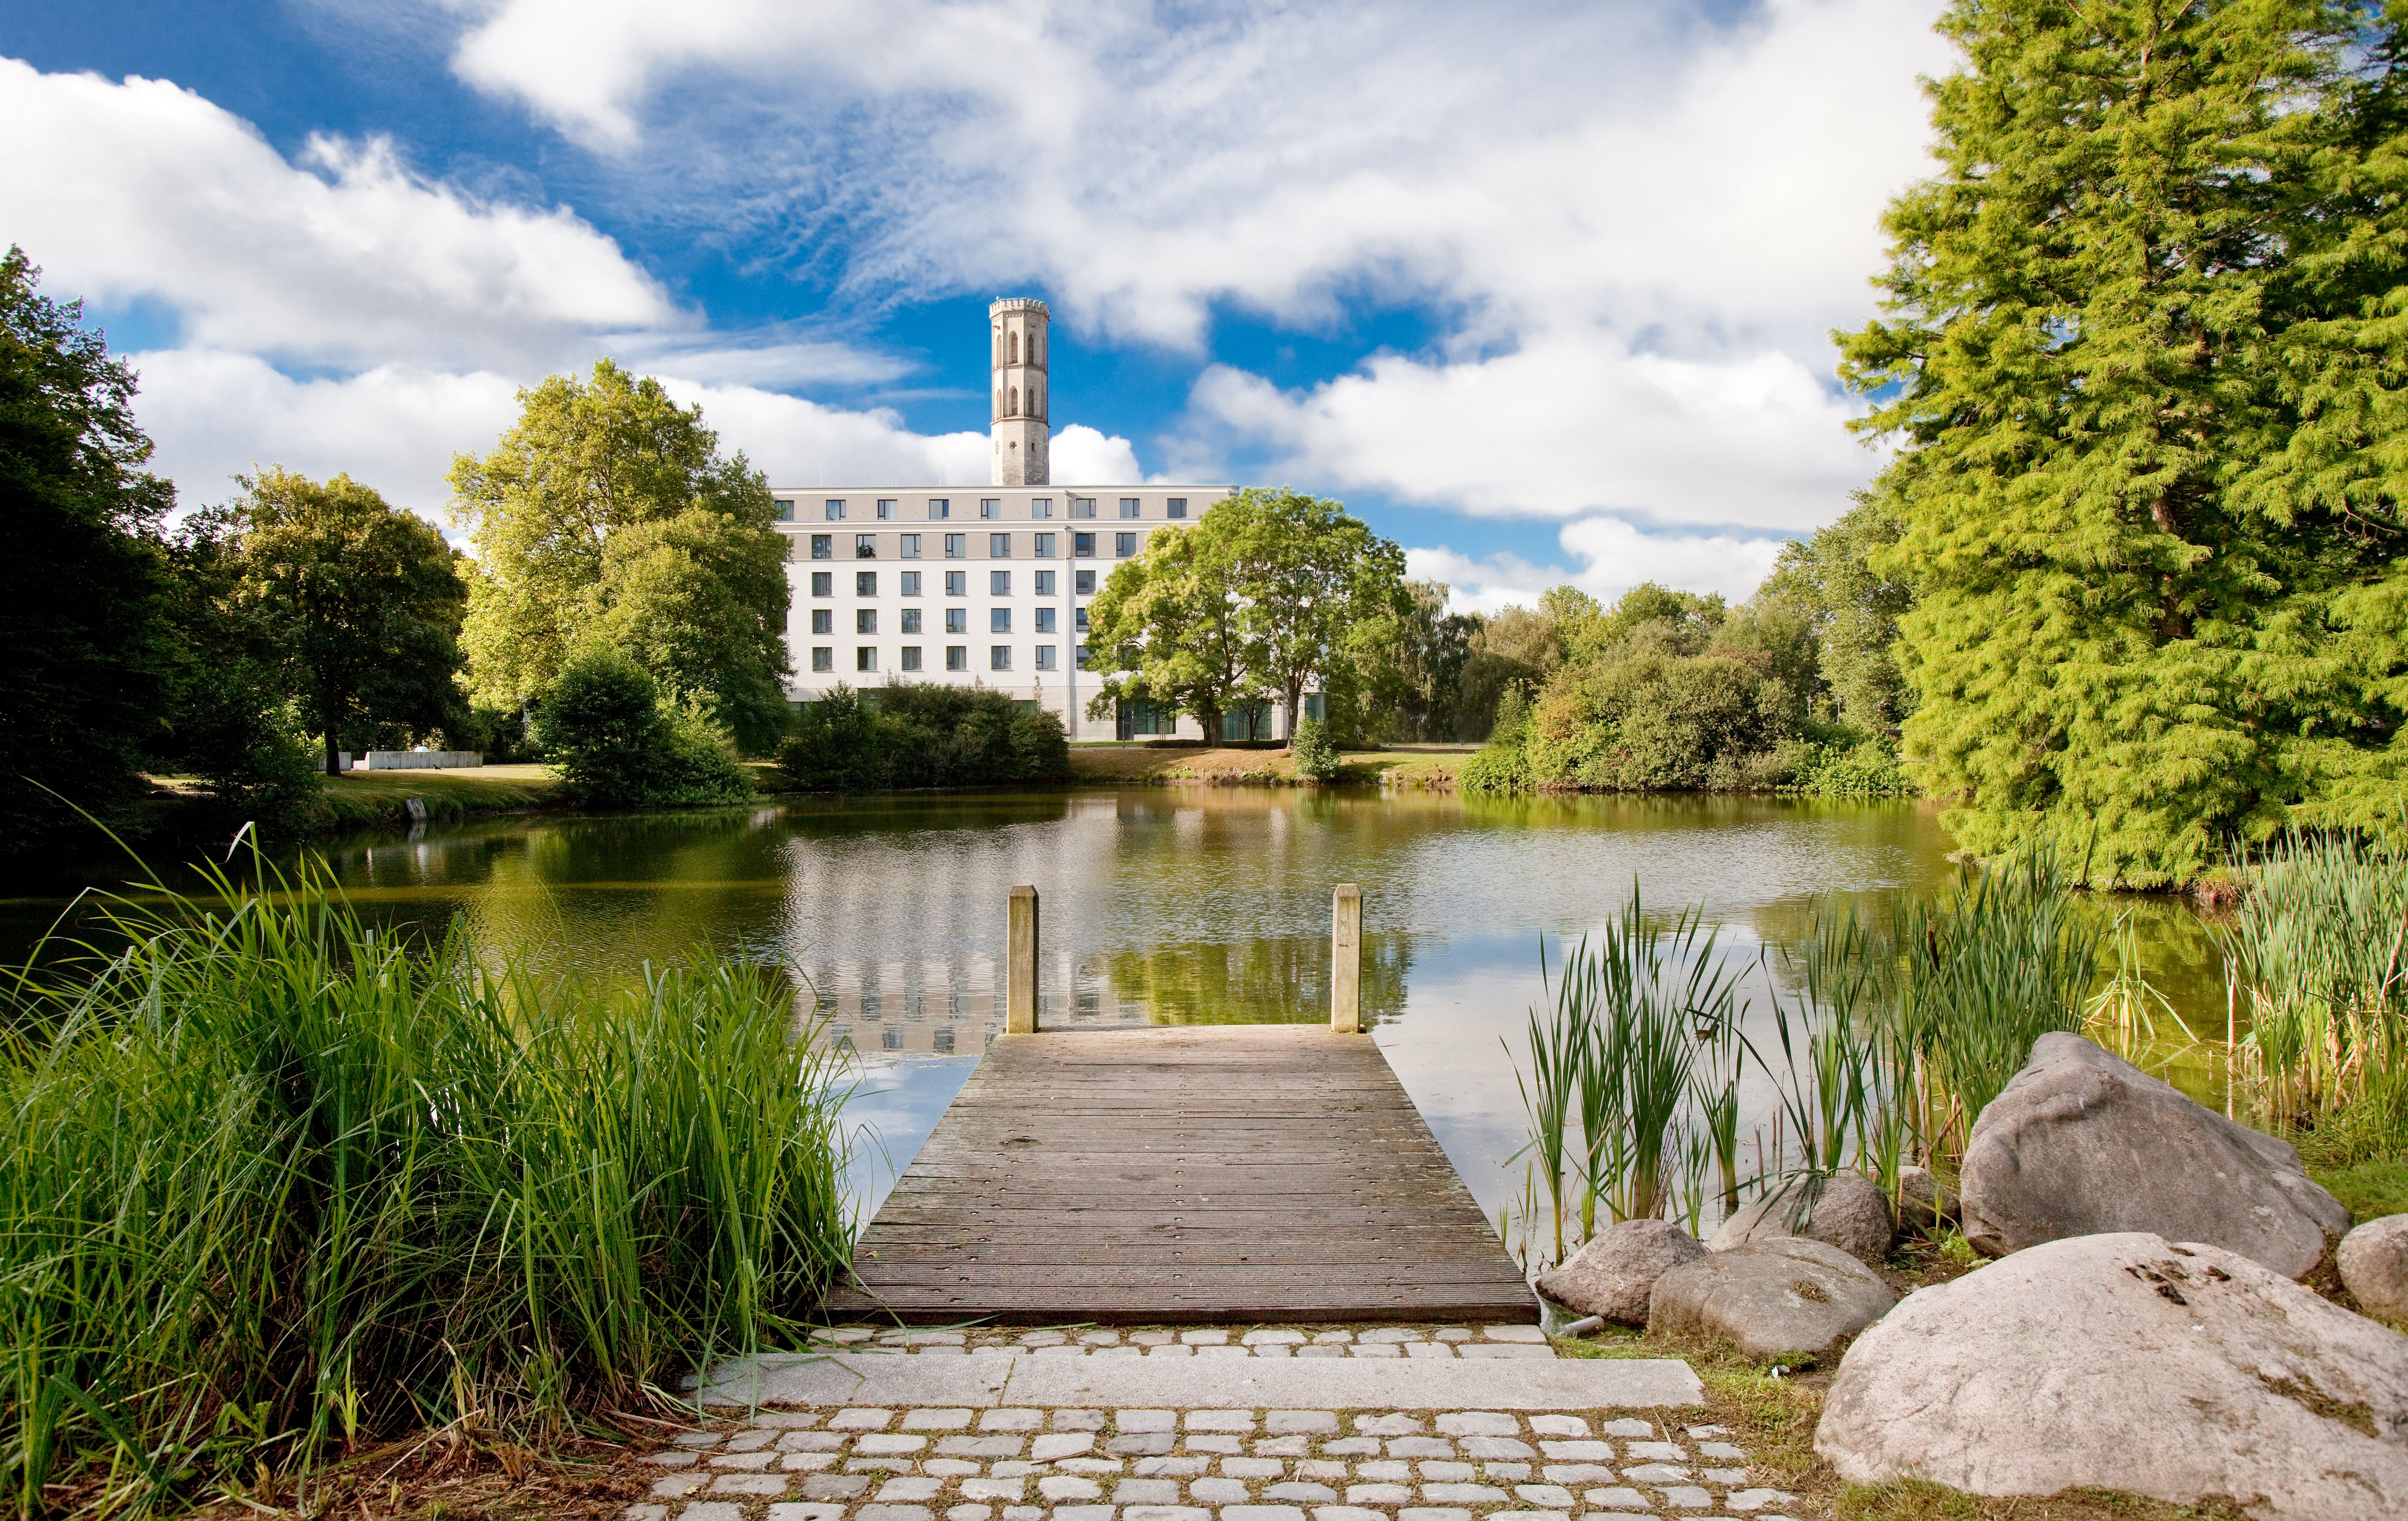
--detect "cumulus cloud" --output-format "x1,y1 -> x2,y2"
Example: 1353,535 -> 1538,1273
1410,517 -> 1790,614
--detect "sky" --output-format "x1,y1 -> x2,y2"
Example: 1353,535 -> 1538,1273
0,0 -> 1953,612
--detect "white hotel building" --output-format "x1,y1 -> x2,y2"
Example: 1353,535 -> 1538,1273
771,298 -> 1297,742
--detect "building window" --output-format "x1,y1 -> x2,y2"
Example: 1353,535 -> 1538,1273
1035,607 -> 1057,633
1076,570 -> 1096,595
945,533 -> 965,558
812,647 -> 833,672
856,647 -> 876,672
1168,497 -> 1188,519
946,607 -> 967,633
811,609 -> 833,635
929,499 -> 950,519
990,570 -> 1010,596
901,608 -> 923,634
991,608 -> 1012,633
1076,644 -> 1091,670
991,646 -> 1012,671
773,497 -> 794,521
901,646 -> 922,671
811,571 -> 832,597
811,534 -> 832,560
1121,498 -> 1141,518
1034,532 -> 1055,557
945,570 -> 966,596
856,534 -> 877,558
856,609 -> 876,635
1009,331 -> 1019,363
1036,645 -> 1057,670
1075,607 -> 1090,631
981,498 -> 1000,519
1074,532 -> 1095,557
1034,570 -> 1055,596
825,499 -> 846,521
857,571 -> 876,596
1116,532 -> 1137,557
1071,497 -> 1096,518
946,646 -> 967,671
901,571 -> 922,596
1031,498 -> 1052,519
1008,386 -> 1017,415
990,532 -> 1011,558
877,499 -> 895,520
901,534 -> 921,559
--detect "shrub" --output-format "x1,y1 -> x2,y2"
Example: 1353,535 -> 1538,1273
537,649 -> 752,808
779,682 -> 1072,793
1793,740 -> 1917,799
1290,716 -> 1340,782
1525,651 -> 1795,789
1458,740 -> 1530,794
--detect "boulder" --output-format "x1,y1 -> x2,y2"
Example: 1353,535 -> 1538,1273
2341,1215 -> 2408,1327
1535,1218 -> 1707,1325
1959,1033 -> 2349,1278
1815,1232 -> 2408,1521
1711,1170 -> 1895,1266
1648,1236 -> 1895,1361
1895,1164 -> 1957,1236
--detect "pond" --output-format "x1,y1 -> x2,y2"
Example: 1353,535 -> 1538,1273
4,788 -> 2233,1245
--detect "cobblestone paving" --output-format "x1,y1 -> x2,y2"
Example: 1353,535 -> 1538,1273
629,1326 -> 1799,1521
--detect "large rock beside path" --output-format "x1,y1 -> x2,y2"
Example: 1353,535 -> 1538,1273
1536,1218 -> 1707,1324
2341,1215 -> 2408,1327
1711,1170 -> 1895,1265
1815,1232 -> 2408,1521
1647,1236 -> 1895,1361
1960,1033 -> 2349,1278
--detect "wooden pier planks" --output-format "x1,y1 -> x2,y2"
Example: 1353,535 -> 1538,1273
825,1024 -> 1534,1325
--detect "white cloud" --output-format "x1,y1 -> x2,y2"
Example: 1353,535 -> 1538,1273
1049,425 -> 1144,486
1409,516 -> 1789,614
652,378 -> 991,487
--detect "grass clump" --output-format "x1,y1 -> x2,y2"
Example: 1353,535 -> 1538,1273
0,855 -> 850,1518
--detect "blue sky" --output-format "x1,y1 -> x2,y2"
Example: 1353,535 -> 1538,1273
1,0 -> 1950,610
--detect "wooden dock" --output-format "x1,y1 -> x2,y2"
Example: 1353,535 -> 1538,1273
826,1025 -> 1534,1325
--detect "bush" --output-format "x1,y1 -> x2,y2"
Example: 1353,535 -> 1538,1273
1786,739 -> 1918,799
1290,716 -> 1340,782
537,650 -> 753,808
1525,651 -> 1795,789
0,856 -> 851,1514
1459,683 -> 1534,794
779,682 -> 1072,793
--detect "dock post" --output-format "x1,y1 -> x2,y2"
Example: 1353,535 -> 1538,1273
1007,885 -> 1040,1033
1332,883 -> 1363,1033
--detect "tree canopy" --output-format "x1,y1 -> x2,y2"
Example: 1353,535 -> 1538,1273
449,361 -> 791,753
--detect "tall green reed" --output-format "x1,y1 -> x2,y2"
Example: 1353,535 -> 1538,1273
0,853 -> 852,1519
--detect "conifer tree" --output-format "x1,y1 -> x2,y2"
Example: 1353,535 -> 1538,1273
1842,0 -> 2401,884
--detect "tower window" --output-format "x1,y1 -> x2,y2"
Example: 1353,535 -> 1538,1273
945,570 -> 966,596
1076,570 -> 1095,595
1008,386 -> 1018,416
1010,331 -> 1019,364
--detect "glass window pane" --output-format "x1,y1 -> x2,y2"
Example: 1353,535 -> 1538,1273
1168,497 -> 1187,519
1121,498 -> 1141,518
945,534 -> 965,558
1116,532 -> 1137,557
990,533 -> 1011,558
1036,645 -> 1057,670
901,571 -> 921,595
877,499 -> 896,519
990,646 -> 1011,670
811,572 -> 832,597
857,571 -> 876,596
773,497 -> 794,521
1035,607 -> 1055,632
901,534 -> 921,558
1074,532 -> 1094,557
901,608 -> 922,633
811,609 -> 831,634
980,498 -> 1001,519
945,570 -> 965,596
811,647 -> 832,671
1031,498 -> 1053,519
1034,570 -> 1055,596
856,609 -> 876,634
824,499 -> 845,520
990,608 -> 1011,633
929,499 -> 949,519
1034,532 -> 1055,557
946,646 -> 967,670
811,534 -> 832,559
901,646 -> 922,671
856,647 -> 875,671
990,570 -> 1010,596
856,534 -> 877,558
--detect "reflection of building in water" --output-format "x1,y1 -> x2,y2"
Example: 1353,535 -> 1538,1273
806,946 -> 1157,1055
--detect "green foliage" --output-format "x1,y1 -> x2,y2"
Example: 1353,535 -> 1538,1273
1290,715 -> 1340,781
1839,0 -> 2408,886
1785,738 -> 1920,799
1525,644 -> 1798,790
450,361 -> 792,753
0,248 -> 174,851
1354,578 -> 1479,741
231,467 -> 468,777
1459,685 -> 1535,794
780,682 -> 1072,793
1758,492 -> 1912,730
1084,519 -> 1253,743
1458,604 -> 1563,740
536,650 -> 753,809
0,857 -> 850,1514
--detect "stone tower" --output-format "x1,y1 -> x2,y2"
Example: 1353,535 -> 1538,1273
990,297 -> 1049,486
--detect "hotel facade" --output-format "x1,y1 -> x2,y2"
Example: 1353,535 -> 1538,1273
770,298 -> 1297,742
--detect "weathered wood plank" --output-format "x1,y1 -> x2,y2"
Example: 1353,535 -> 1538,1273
832,1026 -> 1532,1325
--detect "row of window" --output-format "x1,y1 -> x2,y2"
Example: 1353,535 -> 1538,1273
808,646 -> 1080,673
806,570 -> 1098,598
773,497 -> 1185,523
802,531 -> 1139,561
808,607 -> 1076,635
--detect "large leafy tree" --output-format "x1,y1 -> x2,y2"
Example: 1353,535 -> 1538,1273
1840,0 -> 2406,885
1221,488 -> 1410,740
232,468 -> 468,778
0,248 -> 174,849
1084,516 -> 1255,743
449,360 -> 792,753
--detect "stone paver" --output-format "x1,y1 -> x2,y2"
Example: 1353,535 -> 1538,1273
632,1327 -> 1793,1521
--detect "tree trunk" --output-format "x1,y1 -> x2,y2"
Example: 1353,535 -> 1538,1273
1284,682 -> 1303,746
324,699 -> 343,778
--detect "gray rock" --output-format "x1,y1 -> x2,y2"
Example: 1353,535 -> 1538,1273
1895,1165 -> 1957,1236
1711,1171 -> 1895,1266
1959,1033 -> 2349,1278
1647,1236 -> 1895,1361
2340,1215 -> 2408,1327
1815,1232 -> 2408,1521
1535,1218 -> 1707,1325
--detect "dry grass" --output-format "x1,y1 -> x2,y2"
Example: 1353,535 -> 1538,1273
1066,744 -> 1470,787
173,1421 -> 673,1521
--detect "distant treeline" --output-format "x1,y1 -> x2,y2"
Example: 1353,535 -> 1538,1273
779,684 -> 1071,793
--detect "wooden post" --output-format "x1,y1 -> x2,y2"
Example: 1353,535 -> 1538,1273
1331,883 -> 1363,1033
1007,885 -> 1040,1033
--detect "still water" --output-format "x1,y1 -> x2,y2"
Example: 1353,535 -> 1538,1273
9,789 -> 2232,1239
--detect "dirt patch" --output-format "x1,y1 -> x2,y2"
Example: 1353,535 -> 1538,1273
171,1421 -> 677,1521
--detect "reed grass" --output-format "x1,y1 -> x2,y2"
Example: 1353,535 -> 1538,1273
0,853 -> 851,1519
